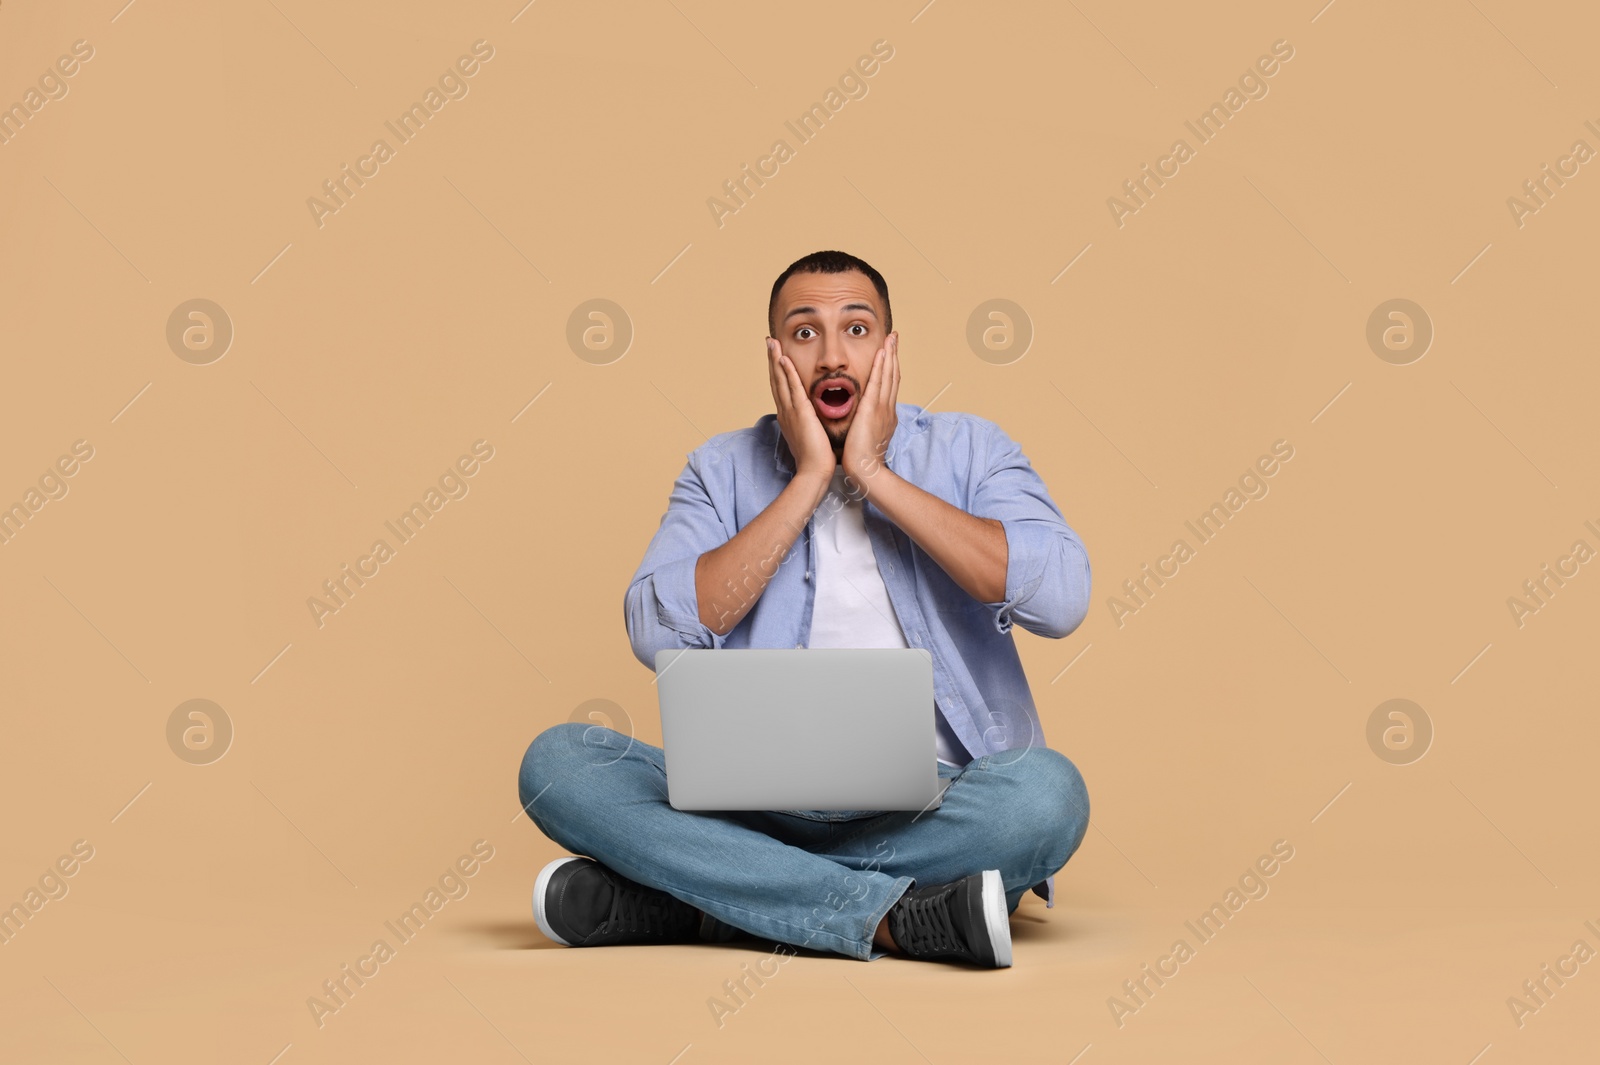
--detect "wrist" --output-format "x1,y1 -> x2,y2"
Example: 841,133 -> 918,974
790,468 -> 833,505
842,452 -> 893,487
849,463 -> 902,509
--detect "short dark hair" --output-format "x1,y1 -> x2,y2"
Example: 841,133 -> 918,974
767,250 -> 892,337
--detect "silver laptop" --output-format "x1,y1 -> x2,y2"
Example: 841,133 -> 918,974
656,648 -> 944,812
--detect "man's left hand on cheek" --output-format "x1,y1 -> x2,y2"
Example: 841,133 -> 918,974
842,331 -> 899,489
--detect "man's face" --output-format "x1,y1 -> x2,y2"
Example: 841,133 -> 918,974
769,269 -> 889,454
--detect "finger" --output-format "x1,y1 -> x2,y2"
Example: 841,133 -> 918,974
859,348 -> 881,410
779,350 -> 805,419
889,332 -> 899,403
781,354 -> 810,415
767,340 -> 791,413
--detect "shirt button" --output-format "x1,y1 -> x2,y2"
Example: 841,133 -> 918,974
795,642 -> 804,650
804,570 -> 811,581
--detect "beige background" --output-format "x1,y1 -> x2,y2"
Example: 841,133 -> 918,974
2,0 -> 1597,1061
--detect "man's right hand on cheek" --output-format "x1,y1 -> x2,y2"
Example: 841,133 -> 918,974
767,338 -> 837,483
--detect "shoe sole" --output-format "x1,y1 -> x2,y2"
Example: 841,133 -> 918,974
534,856 -> 586,946
980,869 -> 1012,968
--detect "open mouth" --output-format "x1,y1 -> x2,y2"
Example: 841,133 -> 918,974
814,379 -> 856,420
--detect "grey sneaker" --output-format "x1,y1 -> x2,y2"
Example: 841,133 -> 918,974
534,857 -> 701,947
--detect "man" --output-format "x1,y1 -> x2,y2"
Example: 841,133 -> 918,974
518,250 -> 1091,967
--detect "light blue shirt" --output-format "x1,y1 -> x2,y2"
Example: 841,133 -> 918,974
623,402 -> 1092,906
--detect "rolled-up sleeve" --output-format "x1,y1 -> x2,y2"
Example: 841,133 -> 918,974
623,452 -> 734,669
973,420 -> 1091,639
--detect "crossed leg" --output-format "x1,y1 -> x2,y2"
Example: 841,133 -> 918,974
518,721 -> 1089,961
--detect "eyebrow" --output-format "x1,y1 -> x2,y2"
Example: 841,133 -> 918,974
782,301 -> 878,324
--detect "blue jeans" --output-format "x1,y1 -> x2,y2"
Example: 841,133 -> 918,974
517,722 -> 1090,961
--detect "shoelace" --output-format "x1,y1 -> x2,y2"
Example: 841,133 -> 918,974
894,884 -> 964,954
605,878 -> 697,938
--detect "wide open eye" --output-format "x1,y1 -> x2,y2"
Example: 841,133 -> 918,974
848,323 -> 868,336
795,326 -> 816,340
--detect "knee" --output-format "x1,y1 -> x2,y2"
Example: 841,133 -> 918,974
517,721 -> 590,810
1016,747 -> 1090,860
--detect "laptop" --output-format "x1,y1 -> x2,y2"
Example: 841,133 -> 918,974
655,648 -> 945,812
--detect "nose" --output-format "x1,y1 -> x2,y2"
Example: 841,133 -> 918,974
815,331 -> 848,380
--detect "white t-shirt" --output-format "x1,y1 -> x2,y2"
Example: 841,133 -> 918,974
806,467 -> 971,767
